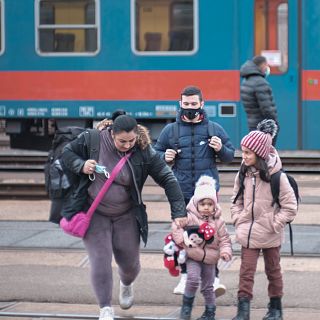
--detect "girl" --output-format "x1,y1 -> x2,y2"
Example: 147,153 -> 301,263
172,175 -> 232,320
231,119 -> 298,320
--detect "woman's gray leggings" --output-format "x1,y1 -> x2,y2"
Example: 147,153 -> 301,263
83,210 -> 141,307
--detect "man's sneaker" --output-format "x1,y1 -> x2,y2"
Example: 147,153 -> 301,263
213,276 -> 226,298
173,273 -> 187,295
119,281 -> 134,310
99,306 -> 114,320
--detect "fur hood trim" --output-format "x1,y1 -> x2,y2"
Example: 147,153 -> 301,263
95,119 -> 151,150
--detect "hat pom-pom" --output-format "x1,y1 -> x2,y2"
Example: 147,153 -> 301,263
196,175 -> 217,190
256,119 -> 278,138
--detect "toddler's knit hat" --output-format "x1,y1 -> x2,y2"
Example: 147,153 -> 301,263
241,119 -> 278,159
193,175 -> 218,207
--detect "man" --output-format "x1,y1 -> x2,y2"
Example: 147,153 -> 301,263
240,55 -> 279,145
154,85 -> 235,296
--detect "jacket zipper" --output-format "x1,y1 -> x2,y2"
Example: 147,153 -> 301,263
126,155 -> 142,205
191,124 -> 195,187
247,175 -> 256,248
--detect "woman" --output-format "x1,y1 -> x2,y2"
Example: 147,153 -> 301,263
61,115 -> 187,320
231,119 -> 297,320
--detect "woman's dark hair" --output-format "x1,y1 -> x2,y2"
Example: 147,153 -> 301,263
112,115 -> 138,134
239,156 -> 271,184
234,156 -> 271,203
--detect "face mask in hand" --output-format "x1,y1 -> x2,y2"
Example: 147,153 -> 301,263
264,66 -> 271,77
181,107 -> 203,120
95,164 -> 110,178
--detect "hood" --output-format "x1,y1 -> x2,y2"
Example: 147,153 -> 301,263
240,60 -> 265,78
136,124 -> 152,150
186,196 -> 222,220
266,146 -> 282,175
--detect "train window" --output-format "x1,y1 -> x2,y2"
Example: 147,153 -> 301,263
0,0 -> 3,54
204,105 -> 217,118
254,0 -> 288,73
36,0 -> 99,55
218,103 -> 236,117
132,0 -> 198,55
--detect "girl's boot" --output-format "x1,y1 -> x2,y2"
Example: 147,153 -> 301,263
263,297 -> 283,320
179,295 -> 194,320
197,305 -> 216,320
232,297 -> 250,320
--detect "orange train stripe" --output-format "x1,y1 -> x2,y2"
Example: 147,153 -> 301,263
302,70 -> 320,100
0,70 -> 240,101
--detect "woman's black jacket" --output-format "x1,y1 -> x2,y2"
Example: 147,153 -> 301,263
60,129 -> 187,244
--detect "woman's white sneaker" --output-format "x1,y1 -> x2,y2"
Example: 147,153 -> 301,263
99,306 -> 114,320
119,281 -> 134,309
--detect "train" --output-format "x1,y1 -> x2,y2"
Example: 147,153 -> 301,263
0,0 -> 319,151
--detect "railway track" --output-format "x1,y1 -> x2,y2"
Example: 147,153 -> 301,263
1,150 -> 320,199
1,150 -> 320,172
1,171 -> 320,200
0,221 -> 319,258
0,151 -> 47,171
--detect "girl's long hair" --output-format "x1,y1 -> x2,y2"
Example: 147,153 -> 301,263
239,156 -> 271,183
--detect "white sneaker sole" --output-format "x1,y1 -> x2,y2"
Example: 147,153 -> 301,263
173,288 -> 185,295
215,285 -> 226,298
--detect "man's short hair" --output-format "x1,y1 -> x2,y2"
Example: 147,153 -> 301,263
252,55 -> 267,66
181,85 -> 203,101
111,109 -> 126,121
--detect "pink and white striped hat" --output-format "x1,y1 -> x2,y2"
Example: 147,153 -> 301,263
241,130 -> 272,159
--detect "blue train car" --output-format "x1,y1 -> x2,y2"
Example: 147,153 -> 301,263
0,0 -> 319,150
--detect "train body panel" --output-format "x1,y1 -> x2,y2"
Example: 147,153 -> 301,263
0,0 -> 319,150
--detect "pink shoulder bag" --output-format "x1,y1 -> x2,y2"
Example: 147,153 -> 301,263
60,153 -> 131,238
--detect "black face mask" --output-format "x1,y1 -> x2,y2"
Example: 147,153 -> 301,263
181,108 -> 203,120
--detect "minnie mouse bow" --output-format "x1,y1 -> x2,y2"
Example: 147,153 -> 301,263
198,222 -> 215,241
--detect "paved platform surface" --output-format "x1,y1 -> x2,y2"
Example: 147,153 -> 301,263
0,251 -> 320,319
1,169 -> 320,319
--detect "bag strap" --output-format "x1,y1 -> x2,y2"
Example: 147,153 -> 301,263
173,122 -> 180,151
83,128 -> 100,161
86,153 -> 132,219
208,121 -> 216,138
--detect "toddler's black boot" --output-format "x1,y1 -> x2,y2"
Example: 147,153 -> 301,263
197,305 -> 216,320
232,297 -> 250,320
263,297 -> 283,320
179,295 -> 194,320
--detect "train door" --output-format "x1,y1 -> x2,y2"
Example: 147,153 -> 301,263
239,0 -> 300,150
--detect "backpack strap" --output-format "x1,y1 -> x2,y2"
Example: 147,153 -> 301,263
270,170 -> 295,256
173,122 -> 180,151
83,128 -> 100,161
208,121 -> 216,138
288,222 -> 294,256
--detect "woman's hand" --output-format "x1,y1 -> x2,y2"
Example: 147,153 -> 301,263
220,253 -> 231,262
174,217 -> 188,228
83,159 -> 97,174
